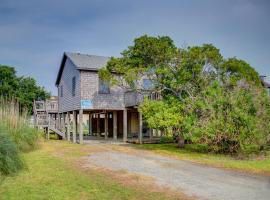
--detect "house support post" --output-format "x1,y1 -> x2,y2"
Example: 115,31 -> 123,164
46,127 -> 50,140
113,111 -> 117,140
62,113 -> 66,140
57,113 -> 60,130
89,113 -> 92,135
79,109 -> 83,144
66,112 -> 71,142
97,114 -> 100,137
123,109 -> 127,142
139,112 -> 143,144
72,110 -> 76,143
105,112 -> 108,140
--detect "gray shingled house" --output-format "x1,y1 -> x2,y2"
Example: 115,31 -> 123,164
53,52 -> 157,144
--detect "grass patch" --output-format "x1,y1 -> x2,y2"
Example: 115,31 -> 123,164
0,141 -> 183,200
136,143 -> 270,175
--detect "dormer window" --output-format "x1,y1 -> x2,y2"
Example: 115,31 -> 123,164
99,78 -> 110,94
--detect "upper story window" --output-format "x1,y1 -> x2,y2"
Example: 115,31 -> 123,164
72,76 -> 76,96
99,78 -> 110,94
60,85 -> 63,97
143,79 -> 154,90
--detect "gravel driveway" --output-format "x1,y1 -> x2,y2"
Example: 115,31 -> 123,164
85,142 -> 270,200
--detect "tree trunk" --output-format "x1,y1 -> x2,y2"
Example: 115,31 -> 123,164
177,135 -> 185,148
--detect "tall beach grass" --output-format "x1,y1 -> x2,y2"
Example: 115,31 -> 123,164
0,99 -> 39,177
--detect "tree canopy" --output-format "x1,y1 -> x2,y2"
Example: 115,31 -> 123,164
0,65 -> 50,113
100,35 -> 269,154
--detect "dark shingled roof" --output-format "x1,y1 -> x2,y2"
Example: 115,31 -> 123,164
56,52 -> 110,86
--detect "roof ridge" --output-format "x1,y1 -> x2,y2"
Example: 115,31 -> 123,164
65,51 -> 110,58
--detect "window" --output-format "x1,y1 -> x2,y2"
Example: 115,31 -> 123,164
99,79 -> 110,94
60,85 -> 63,97
72,76 -> 76,96
143,79 -> 154,90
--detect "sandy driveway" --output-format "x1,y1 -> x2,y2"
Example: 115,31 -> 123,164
84,141 -> 270,200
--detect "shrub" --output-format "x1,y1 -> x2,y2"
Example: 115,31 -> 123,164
160,136 -> 174,144
190,82 -> 270,154
240,144 -> 261,155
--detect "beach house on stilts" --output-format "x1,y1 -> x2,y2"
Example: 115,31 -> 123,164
34,52 -> 161,144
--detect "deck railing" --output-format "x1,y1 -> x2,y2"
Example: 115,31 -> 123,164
124,91 -> 161,107
34,100 -> 58,112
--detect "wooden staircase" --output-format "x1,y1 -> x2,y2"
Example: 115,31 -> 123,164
48,126 -> 65,138
33,98 -> 66,139
47,115 -> 65,138
35,113 -> 65,138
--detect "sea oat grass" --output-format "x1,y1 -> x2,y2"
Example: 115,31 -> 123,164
0,99 -> 39,176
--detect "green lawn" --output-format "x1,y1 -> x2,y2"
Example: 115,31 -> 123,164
0,141 -> 182,200
136,143 -> 270,176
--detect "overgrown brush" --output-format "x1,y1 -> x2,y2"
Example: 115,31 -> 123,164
0,99 -> 39,176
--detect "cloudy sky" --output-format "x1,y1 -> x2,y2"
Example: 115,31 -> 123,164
0,0 -> 269,95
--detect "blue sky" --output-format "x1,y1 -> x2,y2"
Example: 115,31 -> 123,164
0,0 -> 269,95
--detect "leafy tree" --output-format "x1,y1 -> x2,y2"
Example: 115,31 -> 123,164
0,66 -> 18,97
221,58 -> 262,86
101,35 -> 269,154
0,65 -> 50,113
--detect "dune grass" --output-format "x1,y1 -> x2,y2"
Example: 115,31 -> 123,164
0,99 -> 39,177
0,132 -> 24,176
136,143 -> 270,175
0,141 -> 183,200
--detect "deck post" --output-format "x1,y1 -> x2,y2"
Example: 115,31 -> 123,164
72,110 -> 76,143
113,111 -> 117,140
62,113 -> 66,140
46,127 -> 50,140
79,109 -> 83,144
89,113 -> 92,135
123,108 -> 127,142
59,113 -> 62,131
139,112 -> 143,144
105,112 -> 108,140
66,112 -> 71,142
57,113 -> 60,130
97,114 -> 100,137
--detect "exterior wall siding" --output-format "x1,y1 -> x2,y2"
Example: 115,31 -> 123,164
80,71 -> 125,110
58,58 -> 81,112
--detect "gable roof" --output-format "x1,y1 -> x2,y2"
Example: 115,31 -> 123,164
56,52 -> 110,86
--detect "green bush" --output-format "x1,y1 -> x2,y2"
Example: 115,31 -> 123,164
187,82 -> 270,154
0,131 -> 23,176
240,144 -> 261,155
159,136 -> 174,144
